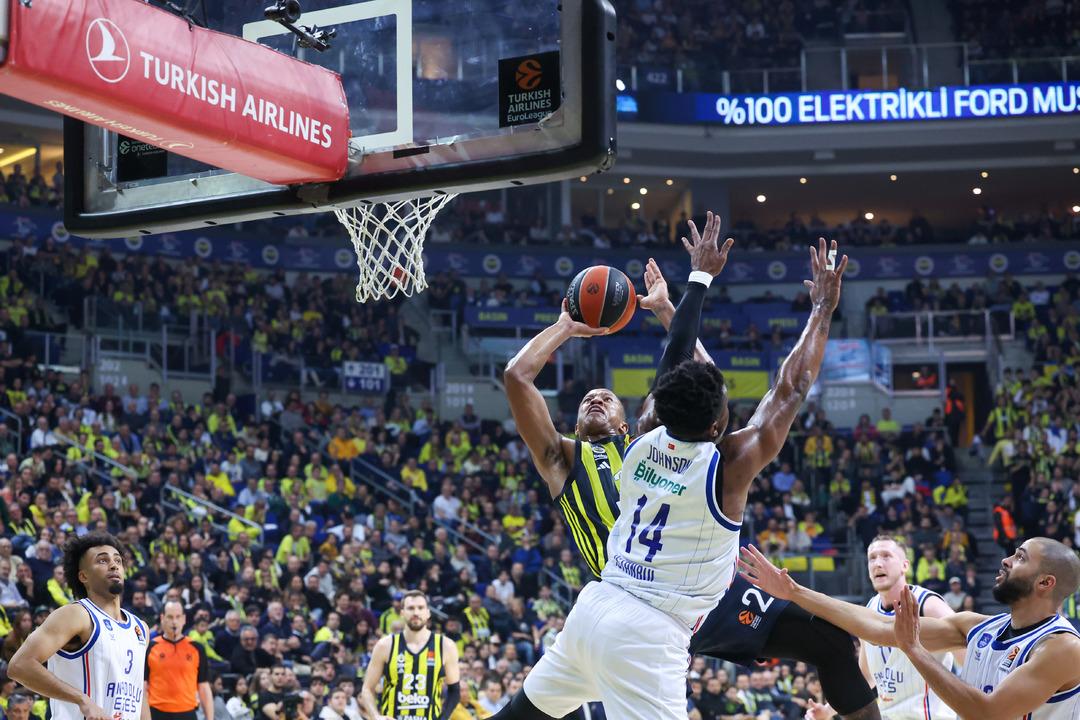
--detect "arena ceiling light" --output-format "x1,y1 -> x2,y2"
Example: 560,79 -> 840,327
1072,205 -> 1080,213
616,79 -> 626,91
889,174 -> 898,182
665,179 -> 674,186
622,177 -> 631,184
799,177 -> 807,184
864,212 -> 874,220
0,147 -> 36,168
980,171 -> 989,178
972,187 -> 983,195
631,201 -> 641,210
579,176 -> 587,182
606,188 -> 614,195
756,194 -> 766,203
1074,167 -> 1079,174
639,187 -> 647,195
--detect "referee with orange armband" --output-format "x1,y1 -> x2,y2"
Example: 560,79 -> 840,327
144,600 -> 214,720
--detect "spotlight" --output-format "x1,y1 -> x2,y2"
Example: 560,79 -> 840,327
756,194 -> 766,203
973,187 -> 982,195
639,188 -> 648,196
631,202 -> 641,210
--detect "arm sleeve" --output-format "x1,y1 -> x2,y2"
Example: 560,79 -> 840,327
656,281 -> 708,381
196,642 -> 211,683
439,682 -> 461,720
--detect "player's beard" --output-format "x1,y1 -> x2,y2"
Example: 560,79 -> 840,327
991,569 -> 1033,604
108,579 -> 124,596
406,617 -> 426,632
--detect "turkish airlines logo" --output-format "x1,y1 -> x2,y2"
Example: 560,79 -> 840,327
86,18 -> 130,83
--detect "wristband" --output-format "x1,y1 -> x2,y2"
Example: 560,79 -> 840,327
688,270 -> 713,288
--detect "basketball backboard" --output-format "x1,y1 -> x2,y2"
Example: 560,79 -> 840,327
64,0 -> 615,237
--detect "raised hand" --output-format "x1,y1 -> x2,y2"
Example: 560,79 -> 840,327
805,237 -> 848,313
557,298 -> 609,338
805,700 -> 833,720
737,544 -> 798,600
638,258 -> 670,312
681,211 -> 734,277
894,584 -> 922,654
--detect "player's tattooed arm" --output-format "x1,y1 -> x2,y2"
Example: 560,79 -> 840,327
505,300 -> 606,498
721,239 -> 847,499
8,603 -> 112,720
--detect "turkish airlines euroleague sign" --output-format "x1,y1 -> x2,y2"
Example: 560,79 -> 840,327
0,0 -> 349,185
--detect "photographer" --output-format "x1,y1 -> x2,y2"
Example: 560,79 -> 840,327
256,664 -> 302,720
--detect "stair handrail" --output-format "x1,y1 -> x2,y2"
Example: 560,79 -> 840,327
346,454 -> 577,609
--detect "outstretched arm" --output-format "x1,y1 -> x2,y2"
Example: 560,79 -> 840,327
504,301 -> 606,498
894,585 -> 1080,720
738,545 -> 974,653
637,213 -> 732,436
639,257 -> 714,367
721,239 -> 847,505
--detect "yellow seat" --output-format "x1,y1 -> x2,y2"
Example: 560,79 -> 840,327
780,556 -> 808,572
811,556 -> 836,572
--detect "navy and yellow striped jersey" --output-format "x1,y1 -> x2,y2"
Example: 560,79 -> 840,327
380,632 -> 445,719
556,434 -> 627,577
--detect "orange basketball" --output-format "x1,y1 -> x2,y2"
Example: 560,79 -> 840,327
565,265 -> 636,333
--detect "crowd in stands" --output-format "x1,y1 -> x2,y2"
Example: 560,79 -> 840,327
0,226 -> 1017,718
0,164 -> 62,210
949,0 -> 1080,60
614,0 -> 911,92
422,202 -> 1080,254
978,272 -> 1080,553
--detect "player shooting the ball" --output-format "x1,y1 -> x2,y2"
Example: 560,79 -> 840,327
500,216 -> 874,720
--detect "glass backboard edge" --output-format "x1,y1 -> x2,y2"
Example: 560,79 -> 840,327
64,0 -> 616,239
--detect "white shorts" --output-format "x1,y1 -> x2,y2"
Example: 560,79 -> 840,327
523,581 -> 691,720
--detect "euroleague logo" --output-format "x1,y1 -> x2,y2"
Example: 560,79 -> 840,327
86,18 -> 131,84
738,610 -> 761,628
586,282 -> 601,295
515,59 -> 544,91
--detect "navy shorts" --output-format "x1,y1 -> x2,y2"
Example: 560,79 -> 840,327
689,574 -> 790,666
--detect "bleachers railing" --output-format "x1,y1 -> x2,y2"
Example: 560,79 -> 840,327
346,455 -> 578,610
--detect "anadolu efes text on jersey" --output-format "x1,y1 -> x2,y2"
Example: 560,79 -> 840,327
602,426 -> 742,628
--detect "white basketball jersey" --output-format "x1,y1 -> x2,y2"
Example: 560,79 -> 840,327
961,613 -> 1080,720
602,426 -> 741,628
864,586 -> 956,720
47,598 -> 149,720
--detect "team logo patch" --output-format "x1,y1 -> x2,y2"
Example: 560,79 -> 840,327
977,632 -> 992,648
738,610 -> 761,628
134,624 -> 145,643
103,618 -> 113,631
427,650 -> 437,666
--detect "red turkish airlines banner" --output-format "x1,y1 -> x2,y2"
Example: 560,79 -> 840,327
0,0 -> 350,185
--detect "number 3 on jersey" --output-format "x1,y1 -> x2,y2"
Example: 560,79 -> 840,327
625,495 -> 670,562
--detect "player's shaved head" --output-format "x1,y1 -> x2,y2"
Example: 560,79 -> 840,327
1033,537 -> 1080,604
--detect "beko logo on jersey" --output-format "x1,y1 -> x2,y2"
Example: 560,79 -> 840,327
647,446 -> 693,474
397,693 -> 431,707
632,461 -> 687,496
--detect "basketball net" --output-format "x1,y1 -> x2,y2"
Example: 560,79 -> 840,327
335,193 -> 458,303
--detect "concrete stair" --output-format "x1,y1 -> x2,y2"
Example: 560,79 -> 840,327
955,451 -> 1008,614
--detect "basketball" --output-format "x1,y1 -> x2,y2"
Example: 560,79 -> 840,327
565,265 -> 636,333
